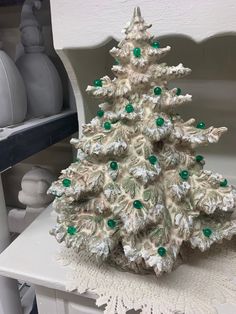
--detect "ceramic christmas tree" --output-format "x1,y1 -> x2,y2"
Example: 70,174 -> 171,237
49,7 -> 236,276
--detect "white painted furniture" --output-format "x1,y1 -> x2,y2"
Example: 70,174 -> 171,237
1,1 -> 236,313
0,111 -> 77,314
50,0 -> 236,135
0,179 -> 22,314
50,0 -> 236,48
0,206 -> 103,314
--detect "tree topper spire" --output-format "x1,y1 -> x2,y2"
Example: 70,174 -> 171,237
131,6 -> 144,24
133,7 -> 141,18
124,6 -> 151,40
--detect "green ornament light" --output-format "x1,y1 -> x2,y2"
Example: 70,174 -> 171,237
148,155 -> 158,165
67,226 -> 77,235
202,228 -> 212,238
179,170 -> 189,181
125,103 -> 134,113
220,179 -> 228,187
107,219 -> 117,229
197,121 -> 206,129
154,86 -> 162,95
176,87 -> 181,96
156,117 -> 165,127
151,41 -> 160,48
97,109 -> 104,118
157,247 -> 166,257
110,161 -> 118,171
93,79 -> 102,87
62,178 -> 71,187
133,200 -> 143,209
104,121 -> 111,130
133,47 -> 141,58
196,155 -> 204,162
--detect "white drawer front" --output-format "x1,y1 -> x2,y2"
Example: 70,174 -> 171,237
35,286 -> 103,314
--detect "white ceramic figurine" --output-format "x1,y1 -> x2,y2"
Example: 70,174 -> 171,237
9,166 -> 56,233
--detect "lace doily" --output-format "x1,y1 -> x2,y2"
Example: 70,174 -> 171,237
57,238 -> 236,314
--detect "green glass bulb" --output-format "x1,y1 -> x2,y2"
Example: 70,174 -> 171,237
196,155 -> 204,162
220,179 -> 228,187
157,247 -> 166,257
156,117 -> 165,127
62,178 -> 71,187
179,170 -> 189,180
148,155 -> 158,165
176,88 -> 181,96
133,47 -> 141,58
97,109 -> 104,118
104,121 -> 111,130
67,226 -> 77,235
133,200 -> 143,209
154,86 -> 162,95
107,219 -> 117,229
110,161 -> 118,171
125,103 -> 134,113
202,228 -> 212,238
197,121 -> 206,129
151,41 -> 160,48
93,79 -> 102,87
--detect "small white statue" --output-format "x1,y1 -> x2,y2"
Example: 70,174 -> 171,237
8,166 -> 56,233
0,40 -> 27,127
16,0 -> 63,118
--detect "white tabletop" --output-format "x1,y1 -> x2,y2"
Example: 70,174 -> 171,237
0,205 -> 68,291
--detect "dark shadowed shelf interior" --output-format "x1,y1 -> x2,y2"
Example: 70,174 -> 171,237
0,110 -> 78,172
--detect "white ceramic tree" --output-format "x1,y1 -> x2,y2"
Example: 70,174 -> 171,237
49,7 -> 236,276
